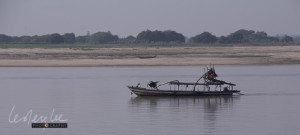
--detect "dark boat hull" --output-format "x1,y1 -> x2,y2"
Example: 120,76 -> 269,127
128,86 -> 240,96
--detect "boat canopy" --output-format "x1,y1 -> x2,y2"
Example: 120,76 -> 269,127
168,80 -> 236,86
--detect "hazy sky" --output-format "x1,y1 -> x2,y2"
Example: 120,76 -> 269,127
1,0 -> 299,37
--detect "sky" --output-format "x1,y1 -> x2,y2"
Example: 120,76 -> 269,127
0,0 -> 300,38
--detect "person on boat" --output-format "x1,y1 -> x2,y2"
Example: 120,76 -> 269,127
224,86 -> 229,91
207,73 -> 214,80
137,83 -> 141,88
207,67 -> 218,81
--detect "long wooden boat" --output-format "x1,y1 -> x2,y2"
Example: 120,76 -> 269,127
128,66 -> 241,96
128,86 -> 240,96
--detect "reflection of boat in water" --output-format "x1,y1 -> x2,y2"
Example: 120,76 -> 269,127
129,96 -> 239,112
128,66 -> 241,96
130,96 -> 236,104
129,93 -> 240,134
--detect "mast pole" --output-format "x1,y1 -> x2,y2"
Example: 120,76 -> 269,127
193,68 -> 207,91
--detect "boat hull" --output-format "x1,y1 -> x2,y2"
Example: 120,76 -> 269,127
128,86 -> 240,96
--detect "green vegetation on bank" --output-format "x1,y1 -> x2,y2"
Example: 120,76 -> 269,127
0,29 -> 295,48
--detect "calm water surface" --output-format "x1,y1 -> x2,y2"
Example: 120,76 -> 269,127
0,65 -> 300,135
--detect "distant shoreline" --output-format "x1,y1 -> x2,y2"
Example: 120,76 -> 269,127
0,46 -> 299,67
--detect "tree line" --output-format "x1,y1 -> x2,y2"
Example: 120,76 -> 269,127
189,29 -> 293,44
0,29 -> 294,44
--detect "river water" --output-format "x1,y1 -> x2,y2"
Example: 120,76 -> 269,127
0,65 -> 300,135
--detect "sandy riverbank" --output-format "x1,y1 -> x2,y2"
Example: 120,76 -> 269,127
0,46 -> 299,66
